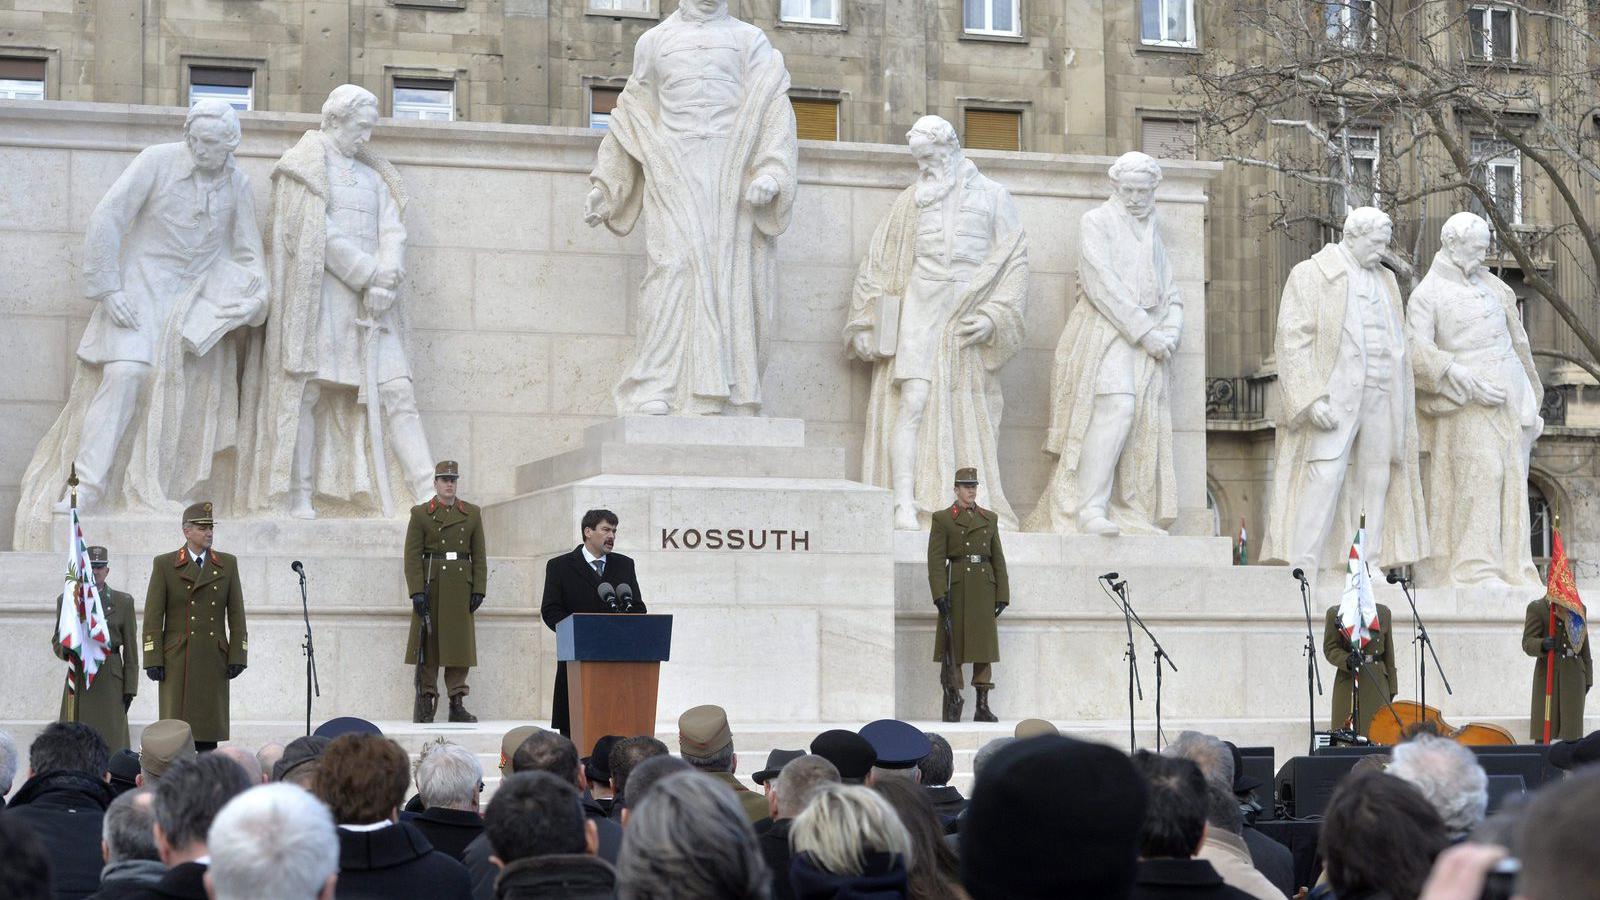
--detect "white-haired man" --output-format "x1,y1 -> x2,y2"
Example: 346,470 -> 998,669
1262,206 -> 1427,575
205,783 -> 339,900
1389,734 -> 1489,841
406,742 -> 484,861
845,114 -> 1029,530
1027,151 -> 1181,536
14,99 -> 266,534
238,83 -> 434,518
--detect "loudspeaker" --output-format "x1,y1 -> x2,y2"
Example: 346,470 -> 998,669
1485,774 -> 1526,814
1275,747 -> 1386,818
1469,744 -> 1556,791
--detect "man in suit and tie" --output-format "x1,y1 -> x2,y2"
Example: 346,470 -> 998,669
541,509 -> 646,736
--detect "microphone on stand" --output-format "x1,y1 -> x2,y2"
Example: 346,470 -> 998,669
1291,567 -> 1307,584
1099,572 -> 1120,583
1385,570 -> 1404,585
617,583 -> 638,613
291,560 -> 306,577
598,582 -> 621,612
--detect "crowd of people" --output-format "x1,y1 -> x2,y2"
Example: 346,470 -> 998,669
0,709 -> 1597,900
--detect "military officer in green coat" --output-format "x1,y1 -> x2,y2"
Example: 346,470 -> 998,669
404,460 -> 488,723
52,545 -> 139,753
1523,598 -> 1592,742
927,466 -> 1008,723
1322,603 -> 1397,738
143,501 -> 247,751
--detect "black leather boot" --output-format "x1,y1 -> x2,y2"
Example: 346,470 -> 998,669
448,695 -> 478,723
974,687 -> 997,722
941,687 -> 965,723
414,693 -> 436,724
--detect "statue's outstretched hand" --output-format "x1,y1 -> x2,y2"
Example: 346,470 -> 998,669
745,174 -> 780,207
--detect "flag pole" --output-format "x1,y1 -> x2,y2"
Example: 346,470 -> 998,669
1543,515 -> 1561,744
66,465 -> 81,724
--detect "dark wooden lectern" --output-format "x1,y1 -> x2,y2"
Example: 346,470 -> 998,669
556,613 -> 673,755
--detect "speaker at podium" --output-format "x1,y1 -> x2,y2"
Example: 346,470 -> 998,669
556,613 -> 673,755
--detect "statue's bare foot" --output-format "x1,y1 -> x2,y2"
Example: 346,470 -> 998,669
1080,514 -> 1120,536
637,400 -> 670,416
894,503 -> 921,531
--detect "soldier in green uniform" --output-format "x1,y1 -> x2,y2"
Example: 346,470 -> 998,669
1322,603 -> 1397,738
1523,598 -> 1592,742
404,460 -> 488,723
51,545 -> 139,753
927,466 -> 1008,723
143,501 -> 248,751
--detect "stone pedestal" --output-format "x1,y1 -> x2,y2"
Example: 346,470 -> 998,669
482,416 -> 897,727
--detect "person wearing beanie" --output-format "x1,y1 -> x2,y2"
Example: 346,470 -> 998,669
961,735 -> 1148,900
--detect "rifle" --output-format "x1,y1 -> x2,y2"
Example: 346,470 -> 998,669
938,559 -> 963,722
412,555 -> 435,721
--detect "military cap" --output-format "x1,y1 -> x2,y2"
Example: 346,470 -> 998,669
752,748 -> 805,785
88,546 -> 109,566
859,719 -> 932,770
273,735 -> 331,782
500,725 -> 543,778
313,716 -> 383,740
1014,718 -> 1060,740
678,704 -> 735,758
954,466 -> 979,485
810,729 -> 877,783
182,501 -> 215,525
139,719 -> 196,781
585,734 -> 622,786
434,460 -> 460,479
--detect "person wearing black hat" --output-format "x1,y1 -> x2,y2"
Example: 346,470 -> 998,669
313,716 -> 384,740
583,735 -> 622,815
927,465 -> 1008,723
1223,742 -> 1293,898
405,460 -> 488,725
52,544 -> 140,754
962,735 -> 1148,900
810,729 -> 877,785
107,749 -> 143,799
143,501 -> 247,752
271,735 -> 331,788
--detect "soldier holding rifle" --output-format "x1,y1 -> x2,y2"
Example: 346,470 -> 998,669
927,466 -> 1008,723
404,460 -> 487,723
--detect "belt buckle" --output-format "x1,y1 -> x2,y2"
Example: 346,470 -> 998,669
444,552 -> 459,561
968,554 -> 982,564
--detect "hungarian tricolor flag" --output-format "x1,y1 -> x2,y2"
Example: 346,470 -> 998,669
1547,527 -> 1587,653
1338,525 -> 1379,649
1236,518 -> 1248,565
56,499 -> 111,693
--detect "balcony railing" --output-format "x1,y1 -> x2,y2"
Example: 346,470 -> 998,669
1206,377 -> 1267,421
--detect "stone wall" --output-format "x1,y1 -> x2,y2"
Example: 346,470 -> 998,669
0,99 -> 1220,548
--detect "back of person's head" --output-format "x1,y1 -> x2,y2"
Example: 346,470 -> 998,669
1162,730 -> 1233,790
616,771 -> 769,900
1132,751 -> 1207,859
154,755 -> 253,857
271,736 -> 329,786
621,754 -> 693,813
917,734 -> 954,787
963,735 -> 1147,900
256,742 -> 286,780
791,783 -> 912,876
610,735 -> 669,802
1514,770 -> 1600,900
969,737 -> 1013,782
103,787 -> 159,864
0,728 -> 19,795
512,730 -> 582,787
29,721 -> 109,778
1388,734 -> 1489,835
416,742 -> 482,810
775,755 -> 840,820
872,778 -> 959,897
206,783 -> 338,900
1203,783 -> 1243,837
0,813 -> 52,900
211,746 -> 264,785
485,771 -> 589,865
314,734 -> 409,825
1321,770 -> 1448,900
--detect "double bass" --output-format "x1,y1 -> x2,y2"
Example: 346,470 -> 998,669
1366,700 -> 1515,746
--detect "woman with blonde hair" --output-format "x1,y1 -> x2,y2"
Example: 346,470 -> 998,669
789,783 -> 911,899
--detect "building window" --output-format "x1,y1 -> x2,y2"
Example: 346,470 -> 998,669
588,0 -> 653,13
964,108 -> 1021,151
1530,481 -> 1552,577
1470,135 -> 1521,225
589,86 -> 621,129
189,66 -> 253,110
781,0 -> 840,25
1141,0 -> 1196,48
0,57 -> 45,100
1468,5 -> 1516,61
1334,127 -> 1380,212
1324,0 -> 1376,49
393,78 -> 455,121
963,0 -> 1021,37
1141,117 -> 1196,160
792,97 -> 840,141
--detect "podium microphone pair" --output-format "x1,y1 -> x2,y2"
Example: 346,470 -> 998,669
598,582 -> 638,613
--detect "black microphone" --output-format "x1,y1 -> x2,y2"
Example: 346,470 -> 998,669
617,583 -> 637,613
1385,570 -> 1402,585
1291,567 -> 1306,582
1099,572 -> 1120,582
291,560 -> 305,576
597,582 -> 620,612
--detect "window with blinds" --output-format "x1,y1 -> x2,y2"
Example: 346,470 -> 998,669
393,78 -> 454,121
792,97 -> 839,141
189,66 -> 254,111
1141,117 -> 1196,160
590,87 -> 621,129
964,108 -> 1021,151
0,57 -> 45,101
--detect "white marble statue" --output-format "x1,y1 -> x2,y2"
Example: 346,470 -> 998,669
236,84 -> 433,519
584,0 -> 798,416
1409,212 -> 1543,591
13,100 -> 266,548
844,116 -> 1029,530
1261,207 -> 1428,573
1025,152 -> 1180,536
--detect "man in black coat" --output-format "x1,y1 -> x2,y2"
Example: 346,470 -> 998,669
482,772 -> 616,900
1129,753 -> 1254,900
539,508 -> 646,735
760,754 -> 841,900
917,733 -> 967,827
124,754 -> 253,900
6,723 -> 114,900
